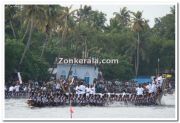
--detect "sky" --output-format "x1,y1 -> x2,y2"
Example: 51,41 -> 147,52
60,3 -> 174,28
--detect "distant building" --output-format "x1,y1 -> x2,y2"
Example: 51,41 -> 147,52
56,63 -> 99,85
132,76 -> 152,84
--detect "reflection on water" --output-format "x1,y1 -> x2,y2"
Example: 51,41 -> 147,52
5,94 -> 175,119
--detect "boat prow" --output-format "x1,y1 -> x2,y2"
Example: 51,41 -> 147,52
156,80 -> 168,105
27,99 -> 34,107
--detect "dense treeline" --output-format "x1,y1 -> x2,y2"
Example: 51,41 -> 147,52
5,5 -> 175,83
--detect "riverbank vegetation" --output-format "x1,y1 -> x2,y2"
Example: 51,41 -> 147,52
5,5 -> 175,82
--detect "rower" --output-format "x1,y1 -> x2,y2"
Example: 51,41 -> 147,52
90,85 -> 95,95
75,84 -> 80,96
79,84 -> 86,95
136,84 -> 144,96
136,84 -> 144,104
85,84 -> 91,97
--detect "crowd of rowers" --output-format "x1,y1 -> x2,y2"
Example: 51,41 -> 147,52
27,75 -> 165,107
5,74 -> 166,106
28,89 -> 159,107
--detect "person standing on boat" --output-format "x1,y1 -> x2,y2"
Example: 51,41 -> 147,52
75,84 -> 80,96
36,93 -> 42,106
79,83 -> 86,95
42,95 -> 48,106
151,82 -> 157,93
55,82 -> 61,92
9,85 -> 14,97
14,84 -> 20,96
135,85 -> 144,104
156,74 -> 163,88
136,84 -> 144,96
85,84 -> 91,97
159,74 -> 164,86
146,83 -> 153,94
90,85 -> 96,95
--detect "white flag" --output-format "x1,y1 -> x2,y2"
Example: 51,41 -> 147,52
71,77 -> 74,83
17,72 -> 22,84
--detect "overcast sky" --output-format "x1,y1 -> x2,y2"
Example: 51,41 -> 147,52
60,3 -> 174,28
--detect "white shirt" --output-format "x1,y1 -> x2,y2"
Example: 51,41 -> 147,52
9,86 -> 14,92
43,87 -> 47,91
146,84 -> 153,93
90,87 -> 95,94
79,85 -> 86,94
56,83 -> 60,89
122,92 -> 126,97
75,86 -> 80,94
136,87 -> 144,95
85,87 -> 91,96
15,85 -> 20,92
146,84 -> 151,89
24,86 -> 28,91
157,76 -> 163,87
151,83 -> 157,93
156,79 -> 160,87
63,80 -> 66,84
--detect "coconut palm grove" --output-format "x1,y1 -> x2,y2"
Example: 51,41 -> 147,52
5,5 -> 175,84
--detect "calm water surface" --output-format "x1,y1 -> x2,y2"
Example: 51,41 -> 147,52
5,94 -> 175,119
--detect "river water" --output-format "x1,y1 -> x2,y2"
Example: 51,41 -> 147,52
5,94 -> 175,119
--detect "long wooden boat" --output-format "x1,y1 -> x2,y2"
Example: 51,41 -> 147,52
27,80 -> 168,107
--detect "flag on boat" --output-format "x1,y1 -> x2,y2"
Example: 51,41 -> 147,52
70,106 -> 74,113
71,77 -> 74,83
17,72 -> 22,84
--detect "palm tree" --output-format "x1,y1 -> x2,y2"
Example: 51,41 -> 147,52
89,11 -> 106,31
77,5 -> 92,24
76,5 -> 92,58
58,5 -> 77,48
40,5 -> 63,58
5,5 -> 18,38
113,7 -> 130,27
131,11 -> 147,77
19,5 -> 47,68
50,6 -> 77,76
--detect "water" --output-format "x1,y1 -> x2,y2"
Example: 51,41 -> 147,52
5,94 -> 175,119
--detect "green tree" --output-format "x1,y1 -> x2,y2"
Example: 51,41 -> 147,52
19,5 -> 47,67
5,5 -> 175,83
153,6 -> 175,40
40,5 -> 63,58
57,5 -> 77,49
113,7 -> 130,27
131,11 -> 148,77
5,5 -> 20,39
5,39 -> 24,81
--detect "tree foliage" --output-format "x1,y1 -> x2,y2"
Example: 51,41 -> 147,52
5,5 -> 175,83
